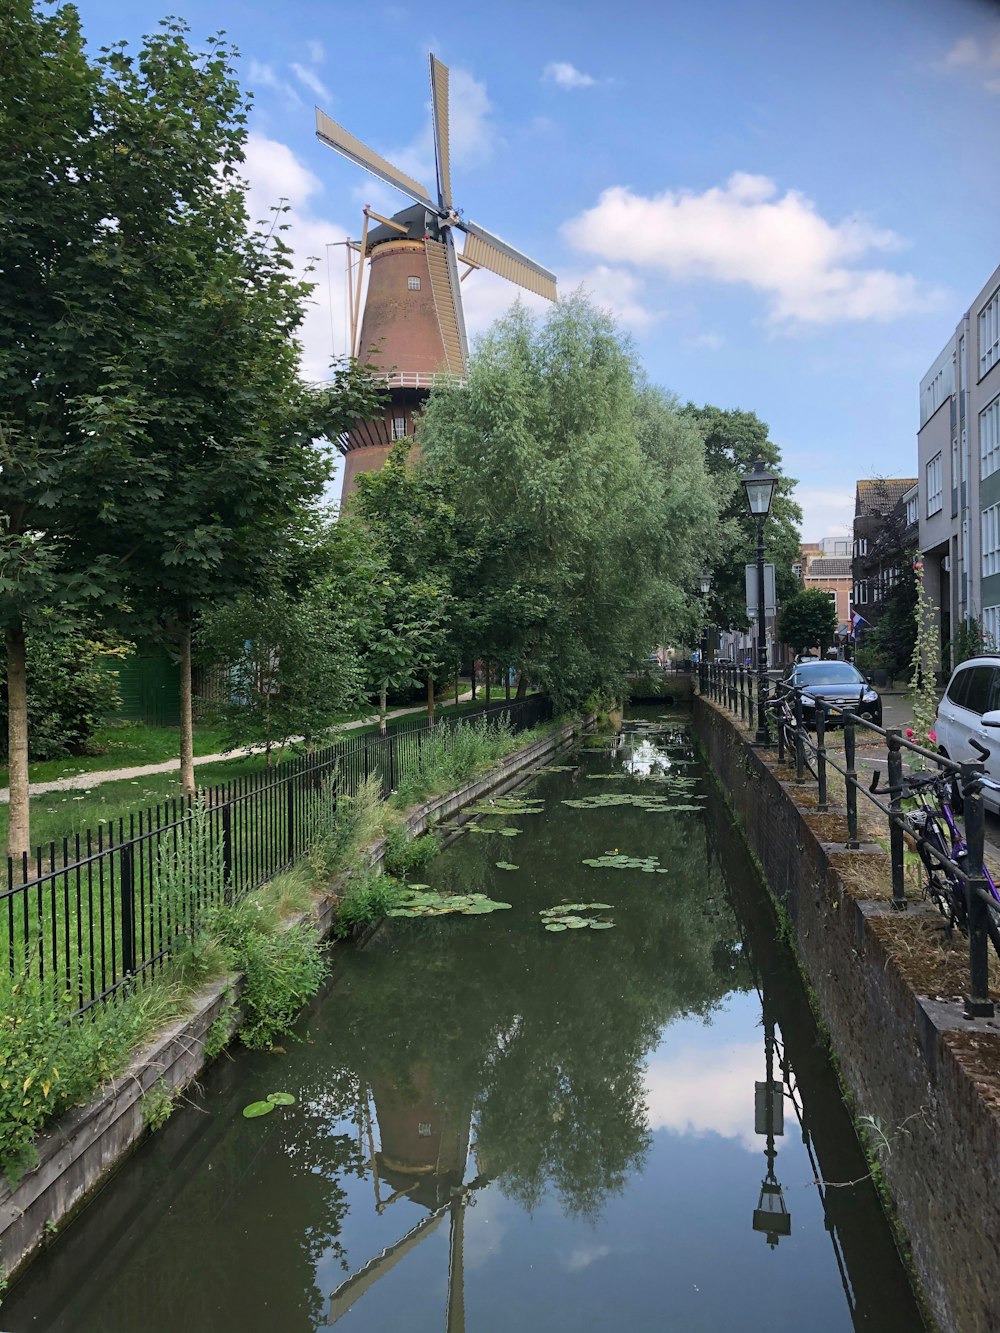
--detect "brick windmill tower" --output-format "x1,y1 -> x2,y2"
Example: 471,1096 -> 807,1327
315,55 -> 557,497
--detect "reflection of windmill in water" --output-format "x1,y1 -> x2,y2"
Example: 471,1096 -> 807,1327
324,1066 -> 483,1328
315,54 -> 558,498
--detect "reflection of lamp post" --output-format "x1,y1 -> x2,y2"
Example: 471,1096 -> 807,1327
741,460 -> 778,746
698,569 -> 712,663
753,1011 -> 791,1247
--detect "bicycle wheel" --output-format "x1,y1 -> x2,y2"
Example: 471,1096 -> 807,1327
918,818 -> 965,935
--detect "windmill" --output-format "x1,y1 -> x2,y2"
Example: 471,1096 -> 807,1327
315,53 -> 557,497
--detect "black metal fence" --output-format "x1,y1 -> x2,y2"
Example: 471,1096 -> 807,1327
698,661 -> 996,1019
2,695 -> 552,1015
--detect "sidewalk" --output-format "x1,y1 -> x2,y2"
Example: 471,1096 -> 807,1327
0,694 -> 474,804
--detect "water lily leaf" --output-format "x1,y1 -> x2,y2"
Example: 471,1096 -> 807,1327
589,921 -> 615,930
545,923 -> 568,931
243,1101 -> 275,1118
267,1092 -> 296,1106
495,862 -> 519,871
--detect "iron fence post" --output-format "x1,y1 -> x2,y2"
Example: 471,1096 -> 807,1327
776,686 -> 785,763
844,716 -> 859,848
221,804 -> 233,897
886,730 -> 907,910
120,842 -> 137,976
961,761 -> 995,1018
816,707 -> 828,810
287,776 -> 295,862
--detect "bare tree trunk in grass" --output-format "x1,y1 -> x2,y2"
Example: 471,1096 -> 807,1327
6,624 -> 30,859
505,667 -> 511,704
515,671 -> 527,700
485,661 -> 491,704
179,620 -> 195,796
427,675 -> 435,728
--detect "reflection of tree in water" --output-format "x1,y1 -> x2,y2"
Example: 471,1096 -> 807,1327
325,728 -> 751,1221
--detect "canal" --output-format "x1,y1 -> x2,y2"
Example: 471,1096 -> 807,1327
2,712 -> 924,1331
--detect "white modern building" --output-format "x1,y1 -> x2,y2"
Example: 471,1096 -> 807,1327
917,263 -> 1000,664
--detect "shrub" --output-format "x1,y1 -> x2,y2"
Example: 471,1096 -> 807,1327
383,825 -> 439,879
333,871 -> 404,937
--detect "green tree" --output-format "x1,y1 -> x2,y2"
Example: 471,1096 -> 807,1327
683,405 -> 802,630
777,588 -> 838,653
420,295 -> 721,708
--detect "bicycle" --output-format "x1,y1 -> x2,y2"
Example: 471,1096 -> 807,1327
872,751 -> 1000,957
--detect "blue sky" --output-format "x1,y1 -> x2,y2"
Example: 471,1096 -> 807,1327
76,0 -> 1000,536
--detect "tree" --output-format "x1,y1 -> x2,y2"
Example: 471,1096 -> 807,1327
419,295 -> 722,709
683,405 -> 802,631
777,589 -> 838,653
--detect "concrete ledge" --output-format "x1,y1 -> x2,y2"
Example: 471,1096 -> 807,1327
0,714 -> 590,1285
694,692 -> 1000,1333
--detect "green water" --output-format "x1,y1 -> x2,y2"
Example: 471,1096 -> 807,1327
3,715 -> 924,1332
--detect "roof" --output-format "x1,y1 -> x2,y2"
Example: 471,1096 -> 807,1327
855,478 -> 918,517
805,557 -> 851,577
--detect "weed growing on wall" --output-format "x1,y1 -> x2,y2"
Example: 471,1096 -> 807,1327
383,825 -> 440,879
140,1078 -> 175,1131
333,871 -> 405,937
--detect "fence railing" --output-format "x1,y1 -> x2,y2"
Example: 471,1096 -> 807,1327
698,660 -> 996,1019
2,694 -> 552,1015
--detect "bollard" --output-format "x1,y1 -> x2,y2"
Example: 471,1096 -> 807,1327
961,761 -> 995,1018
844,716 -> 860,848
886,730 -> 907,910
816,707 -> 828,811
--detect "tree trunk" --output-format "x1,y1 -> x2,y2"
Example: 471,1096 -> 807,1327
515,670 -> 527,699
505,667 -> 511,704
427,675 -> 435,728
454,670 -> 460,708
485,661 -> 491,704
179,620 -> 196,796
6,624 -> 30,860
379,684 -> 388,737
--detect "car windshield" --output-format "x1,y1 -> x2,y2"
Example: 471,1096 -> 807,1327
793,663 -> 865,687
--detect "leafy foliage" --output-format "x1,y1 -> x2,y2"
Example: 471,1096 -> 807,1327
777,588 -> 839,653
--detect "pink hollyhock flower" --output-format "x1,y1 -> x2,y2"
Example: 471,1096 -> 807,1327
905,728 -> 914,738
928,730 -> 937,743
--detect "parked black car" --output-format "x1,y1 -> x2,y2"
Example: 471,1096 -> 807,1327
781,660 -> 882,726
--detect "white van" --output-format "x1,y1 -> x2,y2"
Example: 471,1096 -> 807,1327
934,656 -> 1000,812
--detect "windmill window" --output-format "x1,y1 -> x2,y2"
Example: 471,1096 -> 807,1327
408,275 -> 421,290
392,416 -> 407,440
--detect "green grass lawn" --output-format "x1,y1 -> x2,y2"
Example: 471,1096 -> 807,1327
0,722 -> 231,788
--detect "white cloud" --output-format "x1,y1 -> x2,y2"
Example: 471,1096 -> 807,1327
689,331 -> 724,350
290,62 -> 331,102
390,66 -> 497,191
791,484 -> 855,544
241,134 -> 355,383
246,59 -> 301,107
305,39 -> 325,65
461,267 -> 550,341
562,1243 -> 611,1272
543,61 -> 597,90
940,30 -> 1000,90
561,265 -> 658,331
644,1041 -> 763,1152
562,173 -> 945,327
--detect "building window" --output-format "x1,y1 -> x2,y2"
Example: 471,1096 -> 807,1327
984,503 -> 1000,578
924,368 -> 947,420
905,495 -> 918,526
926,453 -> 943,515
981,287 -> 1000,377
392,416 -> 407,440
984,606 -> 1000,652
853,538 -> 868,558
981,396 -> 1000,480
407,275 -> 421,290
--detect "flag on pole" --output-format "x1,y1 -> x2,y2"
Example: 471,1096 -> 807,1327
849,610 -> 867,640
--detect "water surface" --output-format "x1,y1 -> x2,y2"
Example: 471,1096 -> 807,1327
3,714 -> 923,1331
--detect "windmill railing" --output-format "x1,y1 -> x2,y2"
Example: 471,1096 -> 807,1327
380,370 -> 466,390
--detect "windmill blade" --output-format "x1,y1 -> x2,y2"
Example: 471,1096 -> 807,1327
424,236 -> 468,375
429,54 -> 452,212
459,220 -> 557,301
315,108 -> 435,211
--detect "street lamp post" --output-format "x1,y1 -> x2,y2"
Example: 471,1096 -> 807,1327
741,459 -> 778,746
698,569 -> 712,663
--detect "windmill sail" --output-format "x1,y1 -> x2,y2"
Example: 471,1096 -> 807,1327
424,238 -> 467,375
315,109 -> 435,210
460,221 -> 558,301
429,55 -> 453,211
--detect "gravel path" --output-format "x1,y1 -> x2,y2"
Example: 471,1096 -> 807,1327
0,695 -> 474,803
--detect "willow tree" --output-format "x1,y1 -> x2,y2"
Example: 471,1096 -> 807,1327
418,295 -> 721,707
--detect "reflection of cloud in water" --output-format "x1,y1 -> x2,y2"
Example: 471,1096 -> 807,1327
462,1182 -> 510,1272
644,1041 -> 762,1152
621,737 -> 670,777
562,1242 -> 612,1272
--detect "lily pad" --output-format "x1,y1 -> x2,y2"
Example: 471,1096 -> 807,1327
242,1101 -> 275,1119
267,1092 -> 296,1106
545,922 -> 568,931
495,862 -> 519,871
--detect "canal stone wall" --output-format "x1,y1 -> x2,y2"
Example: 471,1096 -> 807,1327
694,692 -> 1000,1333
0,716 -> 591,1288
